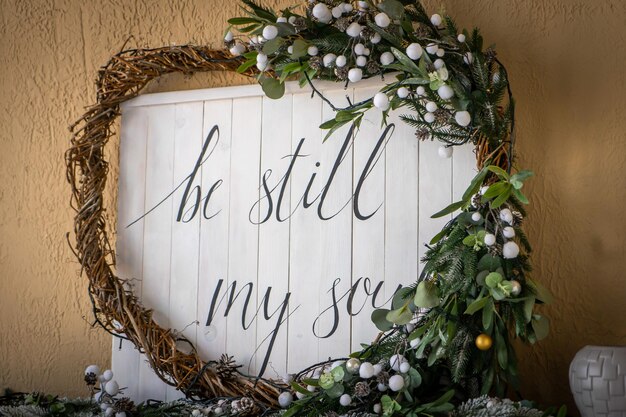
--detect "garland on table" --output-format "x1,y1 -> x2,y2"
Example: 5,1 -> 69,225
63,0 -> 555,415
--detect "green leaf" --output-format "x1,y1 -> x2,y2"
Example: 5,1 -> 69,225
490,184 -> 512,208
262,37 -> 283,55
371,309 -> 393,331
386,305 -> 413,325
523,296 -> 535,323
413,281 -> 440,308
290,39 -> 309,59
431,200 -> 465,218
276,22 -> 296,36
513,188 -> 530,204
260,76 -> 285,99
478,254 -> 502,271
228,17 -> 261,25
237,58 -> 257,74
487,165 -> 510,179
429,223 -> 453,245
496,332 -> 508,369
482,182 -> 508,200
335,110 -> 359,122
282,404 -> 302,417
462,168 -> 488,201
485,272 -> 503,288
510,170 -> 534,183
390,47 -> 421,74
290,382 -> 313,396
408,367 -> 422,388
532,315 -> 550,341
377,0 -> 405,19
325,382 -> 345,398
402,77 -> 431,85
331,365 -> 344,382
465,296 -> 489,315
527,279 -> 554,304
482,298 -> 494,330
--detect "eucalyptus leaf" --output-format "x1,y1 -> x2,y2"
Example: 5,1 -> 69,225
290,39 -> 309,59
386,305 -> 413,325
377,0 -> 405,19
465,296 -> 489,315
371,308 -> 393,331
490,184 -> 512,208
391,47 -> 421,75
478,254 -> 502,271
482,298 -> 494,330
431,200 -> 465,218
523,296 -> 535,323
260,76 -> 285,99
325,382 -> 345,398
513,188 -> 529,204
262,37 -> 284,55
527,279 -> 554,304
414,281 -> 440,308
532,315 -> 550,340
482,182 -> 508,200
487,165 -> 510,179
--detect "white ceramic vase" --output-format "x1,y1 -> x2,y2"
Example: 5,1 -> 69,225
569,345 -> 626,417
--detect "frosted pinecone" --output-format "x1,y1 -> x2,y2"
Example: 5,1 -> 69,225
335,66 -> 349,80
366,60 -> 380,75
84,372 -> 97,386
309,56 -> 323,71
376,371 -> 390,385
413,23 -> 432,38
215,354 -> 240,379
354,381 -> 371,397
113,397 -> 135,414
361,27 -> 376,40
512,211 -> 523,226
231,397 -> 256,415
292,17 -> 307,32
415,127 -> 430,141
488,243 -> 502,256
334,17 -> 351,32
434,108 -> 450,125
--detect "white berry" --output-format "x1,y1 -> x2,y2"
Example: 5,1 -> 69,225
377,383 -> 388,391
276,16 -> 288,23
256,53 -> 268,63
397,87 -> 409,98
323,53 -> 337,67
434,58 -> 445,69
229,43 -> 245,56
399,362 -> 411,373
224,31 -> 234,42
371,33 -> 382,44
342,2 -> 353,13
256,61 -> 268,71
484,233 -> 496,246
373,364 -> 383,375
307,45 -> 319,56
312,3 -> 332,23
457,33 -> 466,42
426,43 -> 439,55
354,43 -> 366,55
373,92 -> 390,110
373,403 -> 382,414
436,48 -> 445,57
262,25 -> 278,40
424,112 -> 435,123
426,101 -> 438,112
410,337 -> 421,348
348,68 -> 363,82
278,391 -> 293,408
105,408 -> 114,417
288,16 -> 297,24
102,369 -> 114,381
356,55 -> 367,67
287,45 -> 294,54
430,13 -> 443,26
500,208 -> 513,223
346,22 -> 362,37
503,226 -> 516,238
416,86 -> 426,96
389,375 -> 405,391
455,110 -> 471,127
510,280 -> 522,296
406,43 -> 423,60
105,380 -> 119,396
339,394 -> 352,406
380,51 -> 395,66
192,410 -> 201,417
359,362 -> 376,378
503,241 -> 520,259
85,365 -> 100,375
438,85 -> 454,100
375,12 -> 391,28
115,413 -> 126,417
332,6 -> 343,18
389,354 -> 405,371
335,55 -> 347,67
438,145 -> 453,159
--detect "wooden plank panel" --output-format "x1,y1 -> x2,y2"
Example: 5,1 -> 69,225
318,88 -> 354,361
351,86 -> 387,351
225,96 -> 262,375
197,99 -> 233,364
113,105 -> 148,401
255,94 -> 293,378
385,102 -> 419,317
138,104 -> 175,402
166,102 -> 204,401
287,91 -> 323,372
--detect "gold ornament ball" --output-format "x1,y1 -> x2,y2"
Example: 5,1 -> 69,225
475,333 -> 493,351
345,358 -> 361,374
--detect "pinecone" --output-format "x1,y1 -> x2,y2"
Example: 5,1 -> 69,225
215,354 -> 240,379
376,370 -> 390,385
334,17 -> 351,32
472,193 -> 485,208
309,56 -> 323,71
113,397 -> 135,414
292,17 -> 307,32
485,47 -> 498,63
354,381 -> 371,397
361,26 -> 376,40
434,108 -> 450,125
231,397 -> 257,415
415,127 -> 430,141
84,372 -> 97,386
488,243 -> 502,256
335,66 -> 349,80
512,210 -> 523,226
366,60 -> 380,75
414,23 -> 432,38
224,39 -> 236,49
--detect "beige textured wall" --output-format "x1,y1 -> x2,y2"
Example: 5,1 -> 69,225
0,0 -> 624,413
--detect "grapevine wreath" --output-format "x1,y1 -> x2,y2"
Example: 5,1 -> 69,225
65,0 -> 553,415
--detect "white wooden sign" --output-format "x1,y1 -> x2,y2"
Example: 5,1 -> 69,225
113,78 -> 476,402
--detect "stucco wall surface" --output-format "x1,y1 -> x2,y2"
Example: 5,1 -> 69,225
0,0 -> 624,414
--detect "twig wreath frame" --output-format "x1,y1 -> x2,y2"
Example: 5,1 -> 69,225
66,0 -> 551,415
